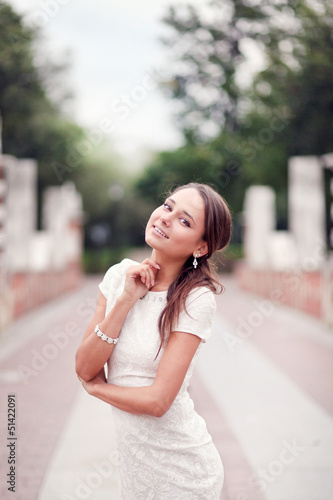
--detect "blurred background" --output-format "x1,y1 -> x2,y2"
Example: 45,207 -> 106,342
0,1 -> 333,499
0,0 -> 332,324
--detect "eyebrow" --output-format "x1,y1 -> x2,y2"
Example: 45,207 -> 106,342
168,197 -> 196,225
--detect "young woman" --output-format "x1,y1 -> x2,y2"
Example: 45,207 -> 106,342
76,182 -> 232,500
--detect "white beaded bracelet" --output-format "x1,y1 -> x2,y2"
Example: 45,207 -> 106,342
94,324 -> 119,345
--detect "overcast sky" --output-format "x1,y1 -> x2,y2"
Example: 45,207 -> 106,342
7,0 -> 196,171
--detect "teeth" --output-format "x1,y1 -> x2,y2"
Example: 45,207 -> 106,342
154,226 -> 168,238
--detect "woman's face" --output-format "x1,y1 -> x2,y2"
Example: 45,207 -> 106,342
145,188 -> 208,262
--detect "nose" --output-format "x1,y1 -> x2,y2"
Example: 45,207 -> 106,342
160,212 -> 171,226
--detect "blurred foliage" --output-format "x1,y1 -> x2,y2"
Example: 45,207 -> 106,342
0,2 -> 85,187
252,0 -> 333,156
83,247 -> 129,274
0,2 -> 141,257
136,0 -> 333,239
159,0 -> 333,147
159,0 -> 268,138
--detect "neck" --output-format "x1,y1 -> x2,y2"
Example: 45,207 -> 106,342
149,249 -> 186,290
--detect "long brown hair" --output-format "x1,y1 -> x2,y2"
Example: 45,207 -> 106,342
156,183 -> 232,356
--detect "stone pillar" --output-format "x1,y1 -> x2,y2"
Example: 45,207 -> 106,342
243,185 -> 276,269
288,156 -> 326,269
42,181 -> 83,270
29,231 -> 53,272
266,231 -> 298,271
3,155 -> 37,272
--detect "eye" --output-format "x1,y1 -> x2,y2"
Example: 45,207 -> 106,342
163,203 -> 171,211
180,218 -> 190,227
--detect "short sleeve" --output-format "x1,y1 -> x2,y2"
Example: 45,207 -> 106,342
98,258 -> 138,300
173,287 -> 217,342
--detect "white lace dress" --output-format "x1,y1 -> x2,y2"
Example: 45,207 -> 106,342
99,258 -> 224,500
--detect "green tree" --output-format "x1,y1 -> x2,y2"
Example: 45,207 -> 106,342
0,1 -> 85,187
161,0 -> 292,140
161,0 -> 333,152
251,0 -> 333,156
137,0 -> 332,233
136,133 -> 248,215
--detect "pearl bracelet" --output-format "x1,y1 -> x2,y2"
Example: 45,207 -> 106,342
94,324 -> 119,345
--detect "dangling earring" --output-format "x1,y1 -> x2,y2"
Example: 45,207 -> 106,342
193,254 -> 198,269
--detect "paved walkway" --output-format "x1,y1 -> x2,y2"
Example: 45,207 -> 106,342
0,274 -> 332,500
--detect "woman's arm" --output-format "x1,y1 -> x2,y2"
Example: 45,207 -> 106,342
75,258 -> 160,382
75,293 -> 135,382
79,331 -> 202,417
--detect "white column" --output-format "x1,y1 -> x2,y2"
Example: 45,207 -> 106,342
243,185 -> 276,269
42,181 -> 83,270
4,156 -> 37,272
288,156 -> 326,269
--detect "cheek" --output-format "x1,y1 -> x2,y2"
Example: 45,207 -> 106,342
147,208 -> 159,226
172,229 -> 197,248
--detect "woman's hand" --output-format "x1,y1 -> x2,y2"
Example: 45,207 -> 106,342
121,258 -> 160,303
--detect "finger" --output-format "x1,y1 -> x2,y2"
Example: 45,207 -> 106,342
140,269 -> 149,286
142,258 -> 160,270
143,265 -> 156,288
127,266 -> 146,283
147,268 -> 154,288
147,266 -> 156,287
144,262 -> 159,281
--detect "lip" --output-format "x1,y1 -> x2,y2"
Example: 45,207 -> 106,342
153,225 -> 169,239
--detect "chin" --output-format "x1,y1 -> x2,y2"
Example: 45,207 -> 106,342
145,239 -> 153,250
144,232 -> 155,249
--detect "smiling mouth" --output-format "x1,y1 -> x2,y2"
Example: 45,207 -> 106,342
153,226 -> 169,239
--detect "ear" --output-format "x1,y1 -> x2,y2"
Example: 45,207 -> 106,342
194,241 -> 208,258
